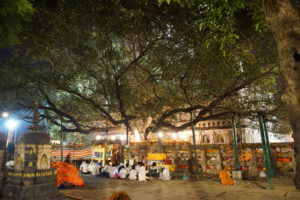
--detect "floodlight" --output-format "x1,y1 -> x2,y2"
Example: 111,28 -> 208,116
2,112 -> 9,118
6,119 -> 18,130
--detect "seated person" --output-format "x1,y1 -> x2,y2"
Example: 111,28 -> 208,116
135,162 -> 141,171
79,161 -> 89,174
159,166 -> 171,181
219,167 -> 234,185
118,163 -> 125,172
148,162 -> 158,177
101,162 -> 111,178
128,166 -> 137,180
138,163 -> 146,181
109,164 -> 119,178
90,161 -> 100,176
119,166 -> 128,179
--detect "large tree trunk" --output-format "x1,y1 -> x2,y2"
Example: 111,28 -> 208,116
263,0 -> 300,189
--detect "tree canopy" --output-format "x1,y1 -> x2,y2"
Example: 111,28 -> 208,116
0,0 -> 33,47
0,0 -> 283,137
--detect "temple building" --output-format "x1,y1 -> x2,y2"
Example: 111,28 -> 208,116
91,112 -> 251,145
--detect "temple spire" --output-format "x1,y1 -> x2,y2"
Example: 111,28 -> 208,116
33,101 -> 40,126
29,101 -> 43,131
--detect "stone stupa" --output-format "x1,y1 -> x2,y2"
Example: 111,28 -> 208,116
3,102 -> 64,199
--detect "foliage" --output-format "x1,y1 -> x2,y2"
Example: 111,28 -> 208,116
158,0 -> 267,51
0,0 -> 289,137
0,0 -> 34,47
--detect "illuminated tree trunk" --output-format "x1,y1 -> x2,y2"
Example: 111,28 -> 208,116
263,0 -> 300,189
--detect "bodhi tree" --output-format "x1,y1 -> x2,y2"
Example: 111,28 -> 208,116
159,0 -> 300,189
0,0 -> 289,180
3,1 -> 280,133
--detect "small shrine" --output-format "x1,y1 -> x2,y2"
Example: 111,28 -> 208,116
3,103 -> 64,199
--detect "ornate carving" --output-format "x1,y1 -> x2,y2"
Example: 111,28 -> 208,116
14,154 -> 24,170
40,154 -> 48,169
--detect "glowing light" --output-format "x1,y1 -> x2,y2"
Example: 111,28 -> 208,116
6,119 -> 18,130
171,133 -> 177,139
158,131 -> 163,138
134,129 -> 141,142
120,135 -> 126,141
180,132 -> 186,140
111,136 -> 116,141
2,112 -> 9,118
96,135 -> 101,140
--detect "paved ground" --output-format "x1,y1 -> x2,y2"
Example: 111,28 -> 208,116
60,175 -> 300,200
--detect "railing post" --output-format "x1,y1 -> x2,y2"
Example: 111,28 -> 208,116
262,116 -> 276,177
258,113 -> 274,190
231,114 -> 240,171
190,111 -> 199,176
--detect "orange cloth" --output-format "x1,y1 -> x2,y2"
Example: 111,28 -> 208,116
219,170 -> 234,185
277,158 -> 292,162
240,152 -> 252,162
52,161 -> 86,187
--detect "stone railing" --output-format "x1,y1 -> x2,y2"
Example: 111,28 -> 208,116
129,142 -> 294,176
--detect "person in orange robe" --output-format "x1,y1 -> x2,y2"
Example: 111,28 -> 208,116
219,167 -> 234,185
52,161 -> 86,187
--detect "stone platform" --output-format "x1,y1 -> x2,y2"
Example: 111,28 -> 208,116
3,182 -> 64,200
61,175 -> 300,200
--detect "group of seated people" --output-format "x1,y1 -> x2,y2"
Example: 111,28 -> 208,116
79,160 -> 171,181
79,160 -> 101,176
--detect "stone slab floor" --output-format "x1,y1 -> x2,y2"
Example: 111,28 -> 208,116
60,175 -> 300,200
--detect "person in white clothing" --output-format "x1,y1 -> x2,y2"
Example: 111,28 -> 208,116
109,166 -> 118,178
88,161 -> 93,172
159,166 -> 171,181
135,163 -> 141,171
90,161 -> 100,176
138,163 -> 146,181
103,163 -> 111,173
128,166 -> 137,180
79,161 -> 89,174
119,167 -> 128,179
101,163 -> 111,178
259,170 -> 266,178
125,163 -> 131,172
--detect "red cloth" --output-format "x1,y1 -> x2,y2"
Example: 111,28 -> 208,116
164,160 -> 172,164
